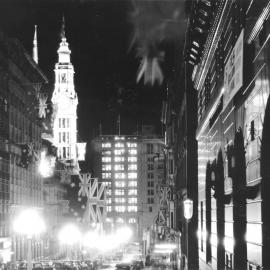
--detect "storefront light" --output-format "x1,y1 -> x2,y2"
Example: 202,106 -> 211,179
183,198 -> 193,220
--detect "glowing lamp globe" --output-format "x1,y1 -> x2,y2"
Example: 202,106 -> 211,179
183,199 -> 193,220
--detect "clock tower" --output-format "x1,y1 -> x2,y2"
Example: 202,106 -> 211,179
52,16 -> 79,171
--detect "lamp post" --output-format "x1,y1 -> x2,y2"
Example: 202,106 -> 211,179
183,198 -> 193,270
13,208 -> 46,270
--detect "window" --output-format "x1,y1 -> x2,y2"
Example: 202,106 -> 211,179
107,189 -> 112,196
148,164 -> 154,170
128,164 -> 137,171
147,181 -> 154,187
115,198 -> 125,203
115,206 -> 125,212
102,172 -> 111,179
147,157 -> 154,162
128,181 -> 137,187
149,207 -> 152,212
115,181 -> 125,188
62,118 -> 66,128
114,164 -> 124,171
115,149 -> 125,155
128,197 -> 137,204
147,173 -> 154,179
128,218 -> 136,223
128,172 -> 137,179
114,136 -> 125,140
103,182 -> 111,187
115,143 -> 124,148
128,157 -> 137,162
128,206 -> 137,212
66,118 -> 70,128
106,198 -> 112,204
127,143 -> 137,148
115,189 -> 125,196
128,189 -> 137,195
106,206 -> 112,212
128,149 -> 137,155
102,150 -> 111,155
115,173 -> 125,179
147,198 -> 154,204
102,143 -> 111,148
147,144 -> 153,154
102,164 -> 111,171
147,189 -> 154,196
115,156 -> 125,162
102,157 -> 111,162
59,118 -> 61,128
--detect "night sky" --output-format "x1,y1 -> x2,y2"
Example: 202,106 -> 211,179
0,0 -> 164,142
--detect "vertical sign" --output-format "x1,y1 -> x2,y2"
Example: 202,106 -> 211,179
224,29 -> 244,109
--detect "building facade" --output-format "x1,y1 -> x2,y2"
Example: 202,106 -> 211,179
0,31 -> 48,262
184,0 -> 270,269
92,129 -> 164,240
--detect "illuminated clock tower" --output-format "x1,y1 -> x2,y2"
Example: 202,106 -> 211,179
52,17 -> 79,170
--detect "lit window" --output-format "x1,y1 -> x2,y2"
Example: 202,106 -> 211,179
128,157 -> 137,162
107,189 -> 112,196
115,173 -> 125,179
102,173 -> 111,179
127,143 -> 137,148
115,181 -> 125,188
128,181 -> 137,187
115,136 -> 125,140
115,206 -> 125,212
102,157 -> 111,162
115,143 -> 124,148
106,206 -> 112,212
104,181 -> 111,187
128,189 -> 137,195
128,164 -> 137,171
115,198 -> 125,203
114,164 -> 124,171
128,172 -> 137,179
128,197 -> 137,204
102,164 -> 111,171
115,189 -> 125,196
102,143 -> 111,148
115,157 -> 125,162
128,149 -> 137,155
128,218 -> 136,223
128,206 -> 137,212
102,151 -> 111,155
106,198 -> 112,204
115,149 -> 125,155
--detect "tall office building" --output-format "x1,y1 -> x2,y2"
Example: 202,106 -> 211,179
92,127 -> 164,240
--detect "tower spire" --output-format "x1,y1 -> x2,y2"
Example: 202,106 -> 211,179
61,15 -> 66,40
33,25 -> 38,64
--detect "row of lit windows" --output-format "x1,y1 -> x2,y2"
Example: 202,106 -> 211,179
115,189 -> 137,196
106,197 -> 137,204
102,164 -> 137,171
102,157 -> 137,163
115,181 -> 137,187
114,206 -> 138,212
102,142 -> 137,148
102,172 -> 137,179
102,149 -> 137,155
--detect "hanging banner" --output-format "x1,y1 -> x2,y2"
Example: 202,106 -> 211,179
224,29 -> 244,109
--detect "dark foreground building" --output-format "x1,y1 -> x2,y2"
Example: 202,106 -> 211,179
183,0 -> 270,269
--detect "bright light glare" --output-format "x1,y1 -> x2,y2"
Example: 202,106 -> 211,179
153,249 -> 173,254
13,208 -> 46,237
116,226 -> 133,243
58,224 -> 81,245
155,243 -> 177,250
39,151 -> 55,177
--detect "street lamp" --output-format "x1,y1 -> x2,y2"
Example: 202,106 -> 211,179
13,208 -> 46,270
58,223 -> 81,260
183,198 -> 193,270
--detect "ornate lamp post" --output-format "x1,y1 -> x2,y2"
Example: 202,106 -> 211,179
13,208 -> 46,270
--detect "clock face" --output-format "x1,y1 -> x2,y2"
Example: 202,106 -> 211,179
61,73 -> 67,83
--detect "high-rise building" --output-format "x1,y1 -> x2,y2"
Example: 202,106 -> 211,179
51,17 -> 79,172
92,128 -> 164,240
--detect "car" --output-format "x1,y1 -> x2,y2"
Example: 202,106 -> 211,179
115,263 -> 131,270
